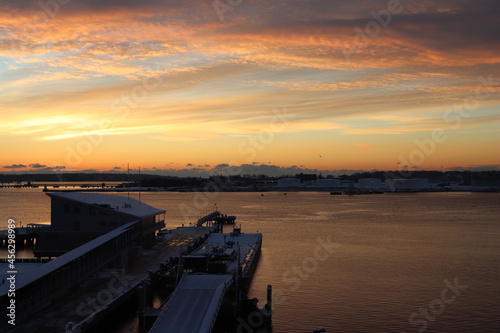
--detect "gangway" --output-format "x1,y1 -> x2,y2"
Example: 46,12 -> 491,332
196,211 -> 222,226
196,211 -> 236,227
149,274 -> 234,333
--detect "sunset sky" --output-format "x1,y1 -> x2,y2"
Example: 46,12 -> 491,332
1,0 -> 499,176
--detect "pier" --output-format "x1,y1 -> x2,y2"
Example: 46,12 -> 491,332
0,223 -> 215,332
0,191 -> 268,333
1,224 -> 265,332
0,219 -> 265,332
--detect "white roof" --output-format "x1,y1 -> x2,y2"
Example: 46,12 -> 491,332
47,192 -> 165,218
149,274 -> 233,333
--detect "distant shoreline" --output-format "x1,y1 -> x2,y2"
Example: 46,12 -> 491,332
28,187 -> 500,194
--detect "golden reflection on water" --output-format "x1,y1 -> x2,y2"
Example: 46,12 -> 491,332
1,190 -> 499,332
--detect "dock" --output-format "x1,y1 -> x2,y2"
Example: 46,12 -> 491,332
0,191 -> 269,333
0,223 -> 266,333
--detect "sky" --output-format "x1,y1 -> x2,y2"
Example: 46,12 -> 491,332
0,0 -> 499,177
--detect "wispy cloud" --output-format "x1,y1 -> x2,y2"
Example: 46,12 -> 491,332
0,0 -> 498,171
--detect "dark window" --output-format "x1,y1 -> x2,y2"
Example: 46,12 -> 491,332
73,206 -> 80,214
64,204 -> 69,214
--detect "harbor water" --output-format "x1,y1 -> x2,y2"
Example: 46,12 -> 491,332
1,189 -> 499,332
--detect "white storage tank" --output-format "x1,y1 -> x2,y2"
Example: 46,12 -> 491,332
316,179 -> 341,188
358,178 -> 383,190
277,178 -> 301,188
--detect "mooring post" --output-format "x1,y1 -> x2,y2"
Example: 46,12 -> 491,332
266,284 -> 272,313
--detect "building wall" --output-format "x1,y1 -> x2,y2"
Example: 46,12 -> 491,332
316,179 -> 341,188
35,195 -> 164,257
358,178 -> 383,190
51,198 -> 134,233
339,180 -> 355,189
34,231 -> 102,257
385,178 -> 429,191
277,178 -> 301,188
471,178 -> 500,187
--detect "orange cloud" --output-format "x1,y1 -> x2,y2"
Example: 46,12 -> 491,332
0,1 -> 498,172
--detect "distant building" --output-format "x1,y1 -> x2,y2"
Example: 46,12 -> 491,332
296,173 -> 317,183
277,178 -> 301,188
358,178 -> 383,190
339,179 -> 355,189
316,179 -> 341,188
385,178 -> 429,192
256,179 -> 278,189
471,178 -> 500,187
35,192 -> 166,257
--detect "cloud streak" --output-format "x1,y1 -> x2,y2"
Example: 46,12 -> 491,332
0,0 -> 498,172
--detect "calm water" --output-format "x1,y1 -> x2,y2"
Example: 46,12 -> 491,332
1,189 -> 499,332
